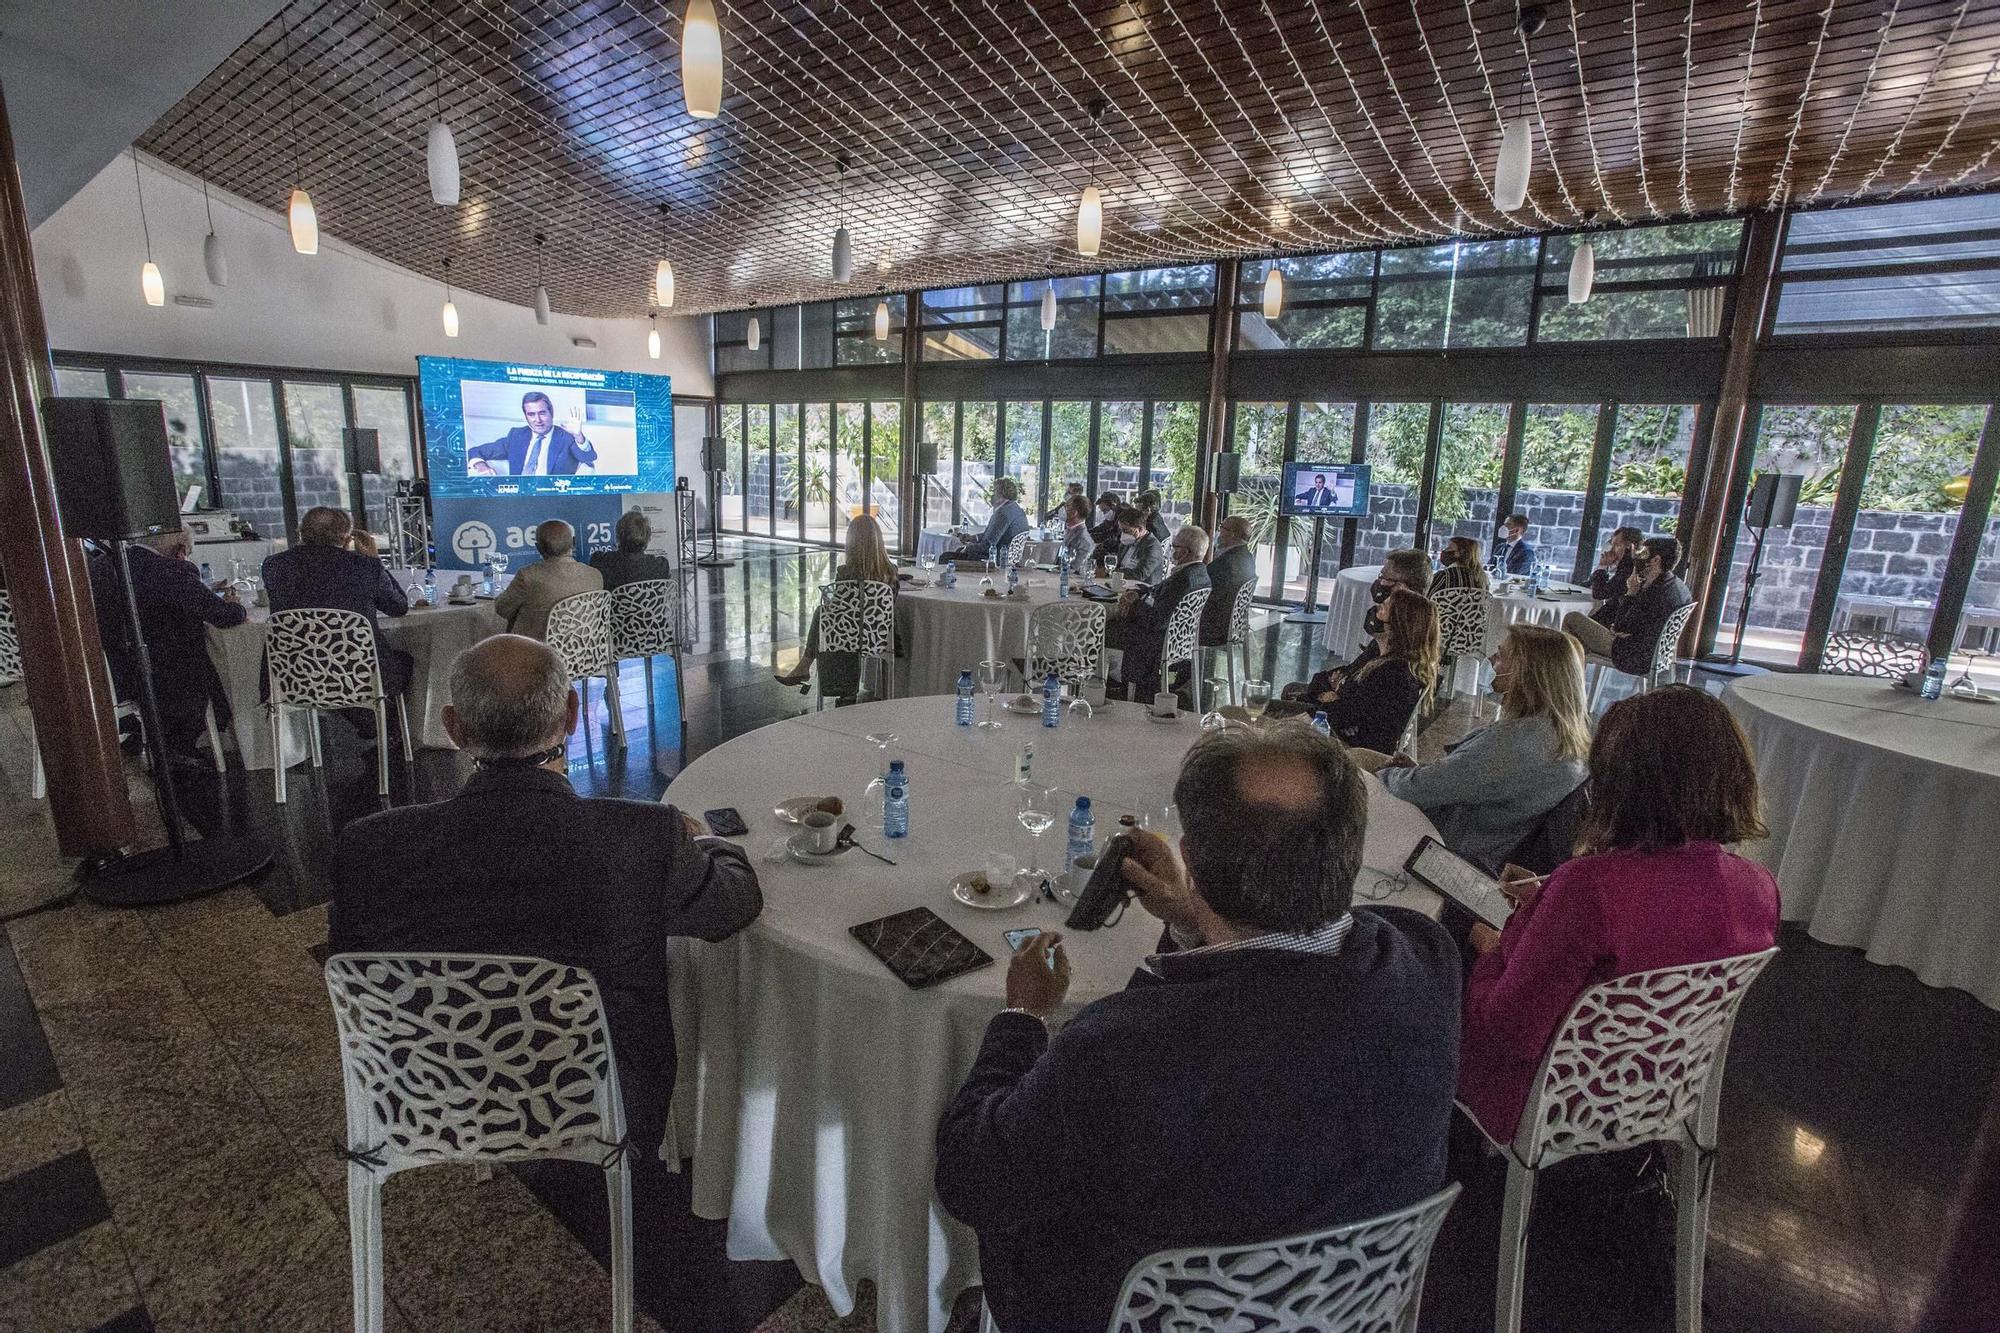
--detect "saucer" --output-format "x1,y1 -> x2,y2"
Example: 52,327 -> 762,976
1002,694 -> 1042,715
1147,710 -> 1182,724
951,871 -> 1034,909
788,830 -> 848,864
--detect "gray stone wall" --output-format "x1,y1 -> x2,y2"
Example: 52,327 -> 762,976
1343,485 -> 1682,580
1720,506 -> 1998,634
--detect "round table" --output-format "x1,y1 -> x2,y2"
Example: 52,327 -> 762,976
1722,674 -> 2000,1008
659,698 -> 1443,1333
895,578 -> 1101,698
1321,564 -> 1596,661
916,528 -> 1061,568
206,597 -> 505,770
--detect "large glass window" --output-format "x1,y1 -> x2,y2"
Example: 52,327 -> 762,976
803,404 -> 835,542
1006,277 -> 1100,360
1231,402 -> 1289,594
834,297 -> 906,366
1048,401 -> 1091,513
714,310 -> 773,374
771,404 -> 798,538
350,384 -> 415,534
1003,401 -> 1043,521
920,401 -> 956,529
869,401 -> 904,548
920,285 -> 1004,361
1358,402 -> 1431,567
53,365 -> 109,397
1428,403 -> 1510,559
1149,401 -> 1201,526
120,371 -> 209,509
1097,401 -> 1144,503
960,402 -> 998,528
206,376 -> 286,540
1536,220 -> 1741,342
1100,265 -> 1213,355
1374,238 -> 1537,349
1237,253 -> 1375,351
1287,402 -> 1356,599
720,404 -> 747,532
1717,405 -> 1858,664
1774,194 -> 2000,335
1602,404 -> 1698,542
1513,404 -> 1599,578
834,402 -> 867,542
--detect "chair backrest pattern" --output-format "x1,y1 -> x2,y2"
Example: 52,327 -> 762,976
547,591 -> 615,679
1161,587 -> 1211,671
1649,602 -> 1697,677
267,608 -> 382,708
818,580 -> 895,658
1822,631 -> 1926,679
1519,949 -> 1776,1166
325,953 -> 623,1170
1227,580 -> 1255,645
0,591 -> 21,686
1433,588 -> 1487,657
1004,531 -> 1033,569
1111,1184 -> 1460,1333
1029,601 -> 1107,681
610,579 -> 678,659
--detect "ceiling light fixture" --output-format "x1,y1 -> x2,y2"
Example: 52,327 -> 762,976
131,153 -> 164,307
441,257 -> 460,337
533,232 -> 551,325
195,114 -> 226,287
1262,265 -> 1285,320
648,311 -> 661,359
1493,6 -> 1547,213
279,13 -> 318,255
682,0 -> 723,120
653,203 -> 676,308
873,299 -> 889,342
1076,98 -> 1108,257
426,22 -> 459,206
747,315 -> 761,351
1039,283 -> 1057,332
831,154 -> 853,284
1568,213 -> 1598,304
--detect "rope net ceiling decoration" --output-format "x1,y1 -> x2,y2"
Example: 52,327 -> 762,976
137,0 -> 2000,320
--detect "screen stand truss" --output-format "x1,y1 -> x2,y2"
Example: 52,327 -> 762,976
390,491 -> 432,571
1283,517 -> 1330,625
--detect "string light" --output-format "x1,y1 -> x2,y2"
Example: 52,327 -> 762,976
1628,0 -> 1658,218
1676,0 -> 1697,216
1562,0 -> 1626,222
1895,53 -> 1999,195
1804,0 -> 1904,204
1351,0 -> 1499,229
1723,0 -> 1765,212
1765,0 -> 1837,208
1852,0 -> 1971,197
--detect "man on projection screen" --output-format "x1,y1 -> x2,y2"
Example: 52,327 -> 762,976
467,391 -> 598,477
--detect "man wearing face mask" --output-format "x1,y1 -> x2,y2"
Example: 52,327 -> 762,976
1110,505 -> 1168,585
1278,548 -> 1431,708
1562,535 -> 1692,675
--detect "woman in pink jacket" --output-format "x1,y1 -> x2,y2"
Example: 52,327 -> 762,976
1458,685 -> 1781,1144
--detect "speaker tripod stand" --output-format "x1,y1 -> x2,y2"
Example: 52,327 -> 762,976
696,467 -> 736,568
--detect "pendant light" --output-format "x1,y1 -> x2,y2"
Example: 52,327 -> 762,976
280,13 -> 318,255
131,154 -> 164,307
681,0 -> 723,120
195,115 -> 227,286
1039,283 -> 1057,332
653,204 -> 675,308
1076,98 -> 1108,258
425,24 -> 460,206
533,232 -> 551,325
1568,239 -> 1596,304
831,154 -> 853,284
440,258 -> 460,337
747,315 -> 761,351
1492,6 -> 1546,213
647,312 -> 661,359
873,299 -> 890,342
1262,265 -> 1285,319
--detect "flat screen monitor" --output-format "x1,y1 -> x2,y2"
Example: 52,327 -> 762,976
1278,462 -> 1371,518
418,356 -> 674,499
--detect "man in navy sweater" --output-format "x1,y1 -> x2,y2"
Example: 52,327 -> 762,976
936,727 -> 1461,1333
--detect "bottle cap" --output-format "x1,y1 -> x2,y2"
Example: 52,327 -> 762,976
1075,796 -> 1090,811
888,759 -> 904,772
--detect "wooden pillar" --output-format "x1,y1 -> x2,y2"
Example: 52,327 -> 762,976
1194,261 -> 1238,532
0,84 -> 136,852
1680,210 -> 1783,655
899,296 -> 920,558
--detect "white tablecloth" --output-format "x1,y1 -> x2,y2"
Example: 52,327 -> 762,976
1321,564 -> 1595,663
895,579 -> 1105,698
205,598 -> 505,769
659,697 -> 1443,1333
1722,674 -> 2000,1008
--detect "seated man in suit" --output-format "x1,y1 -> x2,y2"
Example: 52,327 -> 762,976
494,519 -> 605,641
103,530 -> 246,766
1041,481 -> 1085,526
466,391 -> 598,477
1294,471 -> 1341,511
943,477 -> 1029,565
1585,525 -> 1644,604
1109,505 -> 1168,587
328,634 -> 762,1157
1058,495 -> 1095,570
262,507 -> 413,725
1107,525 -> 1210,700
1134,489 -> 1173,545
1495,512 -> 1536,575
589,510 -> 673,590
1562,534 -> 1693,676
1087,492 -> 1123,566
936,726 -> 1459,1333
1199,515 -> 1257,649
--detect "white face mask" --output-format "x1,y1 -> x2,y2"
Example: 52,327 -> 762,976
1120,532 -> 1136,546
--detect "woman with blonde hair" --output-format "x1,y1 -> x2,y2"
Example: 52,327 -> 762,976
1430,536 -> 1489,594
776,514 -> 898,697
1270,588 -> 1440,752
1368,622 -> 1591,869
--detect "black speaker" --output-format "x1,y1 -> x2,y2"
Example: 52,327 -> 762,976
1210,451 -> 1241,493
42,398 -> 182,540
917,437 -> 939,478
1745,471 -> 1802,530
345,427 -> 382,474
702,434 -> 727,472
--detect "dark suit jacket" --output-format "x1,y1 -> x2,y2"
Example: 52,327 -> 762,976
1586,553 -> 1637,603
327,766 -> 763,1153
1144,511 -> 1172,544
1115,533 -> 1169,587
1119,560 -> 1209,695
1088,516 -> 1121,565
1600,572 -> 1694,675
110,544 -> 246,733
1322,656 -> 1427,752
262,544 -> 409,648
590,549 -> 674,590
1498,537 -> 1535,575
1294,485 -> 1338,510
936,907 -> 1461,1333
1200,542 -> 1257,646
467,425 -> 597,476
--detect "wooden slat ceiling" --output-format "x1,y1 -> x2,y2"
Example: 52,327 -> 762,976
137,0 -> 2000,320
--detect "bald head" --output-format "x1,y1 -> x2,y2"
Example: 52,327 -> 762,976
535,520 -> 575,559
444,634 -> 575,759
1217,515 -> 1252,549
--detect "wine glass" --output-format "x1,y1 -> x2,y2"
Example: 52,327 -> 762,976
918,552 -> 936,577
1198,677 -> 1232,731
976,659 -> 1008,730
1951,649 -> 1985,696
862,731 -> 900,820
1016,783 -> 1059,882
1245,680 -> 1273,721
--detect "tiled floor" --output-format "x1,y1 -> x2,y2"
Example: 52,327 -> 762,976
0,537 -> 1992,1332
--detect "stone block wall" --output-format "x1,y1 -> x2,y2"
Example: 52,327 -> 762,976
1719,507 -> 1996,633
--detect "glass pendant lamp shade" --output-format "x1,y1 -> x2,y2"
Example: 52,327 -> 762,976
427,121 -> 460,205
654,258 -> 675,309
832,225 -> 852,284
747,316 -> 761,350
140,261 -> 165,307
1076,184 -> 1102,257
1262,266 -> 1284,320
1039,284 -> 1057,332
1568,238 -> 1595,304
648,315 -> 661,359
682,0 -> 723,119
534,284 -> 551,325
288,187 -> 318,254
873,300 -> 889,341
203,231 -> 228,287
441,299 -> 460,337
1494,119 -> 1531,211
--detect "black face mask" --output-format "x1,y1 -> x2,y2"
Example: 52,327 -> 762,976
1364,579 -> 1395,637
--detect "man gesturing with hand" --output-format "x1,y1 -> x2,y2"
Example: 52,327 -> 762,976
935,726 -> 1462,1333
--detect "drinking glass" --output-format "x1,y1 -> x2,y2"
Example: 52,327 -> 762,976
976,659 -> 1008,730
862,731 -> 900,820
1245,680 -> 1273,721
1016,783 -> 1059,880
1198,678 -> 1232,731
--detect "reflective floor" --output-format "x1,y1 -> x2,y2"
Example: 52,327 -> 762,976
0,537 -> 1991,1332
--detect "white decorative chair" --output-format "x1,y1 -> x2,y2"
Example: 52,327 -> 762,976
1587,601 -> 1696,711
324,953 -> 633,1333
1463,948 -> 1779,1333
547,590 -> 623,745
1820,630 -> 1927,679
1159,586 -> 1212,714
266,608 -> 411,803
1433,587 -> 1489,717
814,579 -> 897,708
608,579 -> 681,720
1003,530 -> 1033,570
1100,1182 -> 1462,1333
1026,600 -> 1107,689
1197,581 -> 1257,705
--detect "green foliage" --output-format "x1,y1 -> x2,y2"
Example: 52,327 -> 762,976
1610,456 -> 1686,497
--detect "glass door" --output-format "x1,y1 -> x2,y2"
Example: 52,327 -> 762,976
1428,403 -> 1510,561
282,381 -> 353,522
205,376 -> 287,541
1230,402 -> 1289,596
120,371 -> 210,508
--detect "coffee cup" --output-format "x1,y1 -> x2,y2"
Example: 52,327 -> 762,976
1063,853 -> 1098,904
802,810 -> 839,853
1152,691 -> 1180,718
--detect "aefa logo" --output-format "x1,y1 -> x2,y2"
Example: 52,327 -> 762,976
451,520 -> 498,565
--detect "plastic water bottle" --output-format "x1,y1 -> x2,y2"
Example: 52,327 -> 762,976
940,561 -> 957,590
199,561 -> 214,585
1007,564 -> 1021,596
1042,670 -> 1061,728
1065,797 -> 1095,876
422,569 -> 436,606
1058,548 -> 1071,599
1015,740 -> 1034,785
955,670 -> 976,726
1311,710 -> 1331,737
1920,657 -> 1948,700
883,760 -> 909,839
